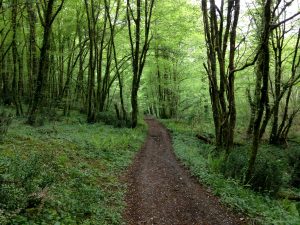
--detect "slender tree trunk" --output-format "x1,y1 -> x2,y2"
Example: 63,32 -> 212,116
75,14 -> 86,105
26,0 -> 38,103
246,0 -> 272,183
84,0 -> 96,123
108,0 -> 126,120
246,88 -> 256,137
58,32 -> 64,97
270,28 -> 300,144
2,53 -> 11,105
131,85 -> 139,127
97,5 -> 107,112
269,28 -> 283,143
11,0 -> 22,116
18,47 -> 24,98
226,0 -> 239,150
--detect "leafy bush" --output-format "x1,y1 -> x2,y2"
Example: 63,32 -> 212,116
286,144 -> 300,187
222,147 -> 288,194
221,149 -> 248,181
251,154 -> 287,193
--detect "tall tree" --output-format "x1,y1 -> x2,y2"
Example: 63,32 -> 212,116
126,0 -> 155,128
25,0 -> 38,102
27,0 -> 65,124
269,12 -> 300,145
246,0 -> 273,183
84,0 -> 96,122
246,0 -> 300,181
201,0 -> 240,151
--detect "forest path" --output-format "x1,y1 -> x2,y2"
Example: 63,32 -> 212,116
123,118 -> 246,225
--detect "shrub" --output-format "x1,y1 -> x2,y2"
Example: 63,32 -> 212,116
286,145 -> 300,188
222,147 -> 288,194
251,154 -> 287,193
221,149 -> 248,181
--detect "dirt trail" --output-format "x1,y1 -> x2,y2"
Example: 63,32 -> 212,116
123,118 -> 246,225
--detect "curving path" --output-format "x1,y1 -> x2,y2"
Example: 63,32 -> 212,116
123,118 -> 247,225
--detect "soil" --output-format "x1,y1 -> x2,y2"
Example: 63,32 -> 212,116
123,118 -> 247,225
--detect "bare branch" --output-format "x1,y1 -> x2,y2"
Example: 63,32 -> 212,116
271,12 -> 300,29
233,49 -> 260,73
50,0 -> 65,26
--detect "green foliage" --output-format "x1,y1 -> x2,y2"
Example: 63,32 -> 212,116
142,0 -> 205,118
0,114 -> 146,224
222,147 -> 288,193
286,144 -> 300,187
0,151 -> 59,223
162,119 -> 300,225
221,149 -> 247,181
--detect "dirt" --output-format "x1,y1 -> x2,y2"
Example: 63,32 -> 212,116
123,118 -> 247,225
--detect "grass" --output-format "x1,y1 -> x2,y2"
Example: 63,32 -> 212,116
0,113 -> 147,225
162,119 -> 300,225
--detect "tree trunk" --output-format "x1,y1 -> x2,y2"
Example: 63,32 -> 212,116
270,28 -> 300,145
246,88 -> 256,137
201,0 -> 240,151
26,0 -> 38,103
246,0 -> 272,183
11,0 -> 23,116
131,85 -> 139,128
108,0 -> 127,120
84,0 -> 96,123
2,53 -> 12,105
75,14 -> 86,105
27,0 -> 64,125
127,0 -> 154,128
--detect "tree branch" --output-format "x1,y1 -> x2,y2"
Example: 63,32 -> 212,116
271,12 -> 300,29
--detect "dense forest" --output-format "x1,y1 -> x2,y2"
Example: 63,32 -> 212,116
0,0 -> 300,224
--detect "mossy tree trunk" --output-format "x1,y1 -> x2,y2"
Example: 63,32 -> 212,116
201,0 -> 240,152
246,0 -> 272,183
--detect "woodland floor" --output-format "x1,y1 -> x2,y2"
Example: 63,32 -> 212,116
123,118 -> 247,225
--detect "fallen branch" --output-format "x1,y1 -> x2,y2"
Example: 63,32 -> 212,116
196,134 -> 213,144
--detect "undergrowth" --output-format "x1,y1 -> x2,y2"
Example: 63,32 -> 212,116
0,113 -> 146,225
162,119 -> 300,225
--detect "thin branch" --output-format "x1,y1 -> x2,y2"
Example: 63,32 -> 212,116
271,12 -> 300,29
50,0 -> 65,26
233,49 -> 260,73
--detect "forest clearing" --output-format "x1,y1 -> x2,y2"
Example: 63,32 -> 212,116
1,0 -> 300,224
